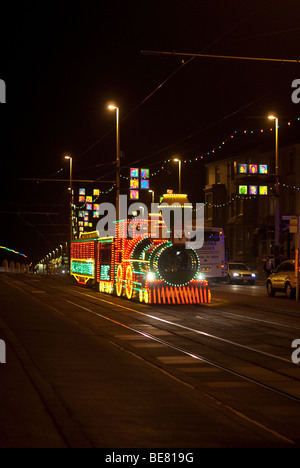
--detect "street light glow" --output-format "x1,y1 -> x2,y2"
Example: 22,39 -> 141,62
268,114 -> 277,120
108,104 -> 118,110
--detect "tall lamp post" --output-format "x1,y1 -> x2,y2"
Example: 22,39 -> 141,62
108,105 -> 120,223
173,158 -> 182,194
268,115 -> 279,266
65,155 -> 73,273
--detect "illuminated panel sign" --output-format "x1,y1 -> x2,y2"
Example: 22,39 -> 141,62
79,188 -> 86,196
239,164 -> 247,174
79,196 -> 85,203
100,264 -> 111,281
249,185 -> 258,195
130,168 -> 139,178
259,165 -> 268,174
71,260 -> 95,277
239,185 -> 248,195
130,190 -> 139,200
249,165 -> 258,174
93,189 -> 100,196
259,186 -> 268,195
141,179 -> 150,189
86,196 -> 93,203
141,169 -> 150,179
130,179 -> 139,189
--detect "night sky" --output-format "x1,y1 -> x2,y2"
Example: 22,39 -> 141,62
1,0 -> 300,263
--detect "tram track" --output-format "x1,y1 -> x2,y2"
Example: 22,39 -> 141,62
11,276 -> 300,399
3,275 -> 300,445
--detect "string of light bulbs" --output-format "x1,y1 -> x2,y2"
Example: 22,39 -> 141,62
121,117 -> 300,179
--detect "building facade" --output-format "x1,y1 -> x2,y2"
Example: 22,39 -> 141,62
204,143 -> 300,269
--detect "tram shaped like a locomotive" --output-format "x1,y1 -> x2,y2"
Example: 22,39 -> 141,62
70,216 -> 211,305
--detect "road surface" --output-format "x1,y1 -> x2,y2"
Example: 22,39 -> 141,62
0,274 -> 299,448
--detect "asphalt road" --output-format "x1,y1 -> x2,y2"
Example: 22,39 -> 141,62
0,273 -> 299,448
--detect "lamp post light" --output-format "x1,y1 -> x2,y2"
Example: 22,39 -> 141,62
108,105 -> 120,223
173,158 -> 182,194
65,155 -> 74,242
148,190 -> 155,204
268,114 -> 280,267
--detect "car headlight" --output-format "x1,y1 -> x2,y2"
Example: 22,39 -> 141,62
251,273 -> 256,278
233,273 -> 240,277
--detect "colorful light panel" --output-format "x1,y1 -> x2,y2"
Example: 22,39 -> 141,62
93,189 -> 100,196
86,196 -> 93,203
239,185 -> 248,195
140,169 -> 149,179
130,168 -> 139,178
86,204 -> 93,211
249,165 -> 258,174
100,264 -> 111,281
130,190 -> 139,200
79,188 -> 86,196
141,179 -> 150,189
259,186 -> 268,195
130,179 -> 139,189
249,185 -> 258,195
79,196 -> 85,203
259,165 -> 268,174
239,164 -> 247,174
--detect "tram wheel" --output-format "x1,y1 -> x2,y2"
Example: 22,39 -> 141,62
116,265 -> 123,297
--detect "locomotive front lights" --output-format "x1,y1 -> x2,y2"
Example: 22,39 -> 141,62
146,272 -> 156,282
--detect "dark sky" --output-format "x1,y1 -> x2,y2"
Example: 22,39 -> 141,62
1,0 -> 300,263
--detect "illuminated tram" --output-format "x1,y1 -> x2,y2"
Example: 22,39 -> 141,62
70,217 -> 211,305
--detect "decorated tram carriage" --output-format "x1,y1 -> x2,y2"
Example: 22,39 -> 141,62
70,218 -> 211,305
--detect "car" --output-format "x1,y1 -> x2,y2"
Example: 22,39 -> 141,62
226,262 -> 256,285
266,260 -> 299,298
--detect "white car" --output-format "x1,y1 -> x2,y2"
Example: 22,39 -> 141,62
226,262 -> 256,285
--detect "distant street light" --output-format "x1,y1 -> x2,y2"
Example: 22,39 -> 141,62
108,105 -> 120,223
173,158 -> 182,194
268,114 -> 279,266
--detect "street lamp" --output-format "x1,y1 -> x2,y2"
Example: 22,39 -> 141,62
108,105 -> 120,223
148,190 -> 154,204
65,155 -> 73,241
268,114 -> 279,266
173,158 -> 182,194
65,155 -> 73,274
